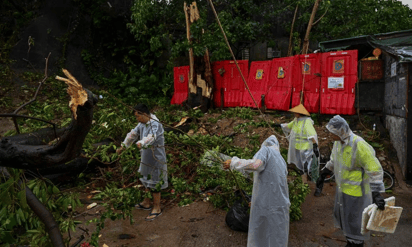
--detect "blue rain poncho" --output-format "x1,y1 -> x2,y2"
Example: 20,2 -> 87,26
229,135 -> 290,247
325,115 -> 384,241
281,116 -> 318,173
122,114 -> 168,190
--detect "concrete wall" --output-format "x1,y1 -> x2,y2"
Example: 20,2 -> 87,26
385,115 -> 407,175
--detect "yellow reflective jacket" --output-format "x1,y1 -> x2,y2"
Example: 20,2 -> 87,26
286,118 -> 317,150
327,135 -> 383,197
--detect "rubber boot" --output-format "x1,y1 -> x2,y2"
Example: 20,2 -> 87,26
345,240 -> 364,247
314,188 -> 322,197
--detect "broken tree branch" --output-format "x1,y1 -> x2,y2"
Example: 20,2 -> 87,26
14,53 -> 51,115
0,113 -> 58,138
10,52 -> 51,134
26,185 -> 65,247
0,69 -> 98,169
302,0 -> 321,55
313,7 -> 328,26
2,169 -> 65,247
287,4 -> 299,57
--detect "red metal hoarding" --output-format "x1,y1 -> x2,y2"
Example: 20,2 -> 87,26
265,57 -> 295,111
171,66 -> 189,105
212,61 -> 224,107
212,60 -> 249,107
242,61 -> 271,108
320,50 -> 358,115
291,53 -> 321,113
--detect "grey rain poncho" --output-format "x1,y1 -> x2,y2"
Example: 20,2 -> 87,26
122,114 -> 168,190
229,135 -> 290,247
325,115 -> 384,241
281,117 -> 318,173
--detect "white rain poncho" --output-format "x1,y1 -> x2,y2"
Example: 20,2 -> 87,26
230,135 -> 290,247
122,114 -> 168,190
281,116 -> 318,172
325,115 -> 384,241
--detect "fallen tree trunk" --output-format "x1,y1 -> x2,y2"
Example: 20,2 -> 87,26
4,126 -> 67,146
0,69 -> 97,246
0,70 -> 97,169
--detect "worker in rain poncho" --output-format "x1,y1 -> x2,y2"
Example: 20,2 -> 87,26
315,115 -> 385,247
223,135 -> 290,247
116,103 -> 167,221
280,104 -> 319,181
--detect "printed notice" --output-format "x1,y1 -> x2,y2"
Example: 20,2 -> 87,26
328,77 -> 344,89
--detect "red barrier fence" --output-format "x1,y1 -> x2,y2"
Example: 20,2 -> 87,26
320,50 -> 358,115
171,66 -> 189,105
242,61 -> 271,108
292,53 -> 321,113
212,60 -> 249,107
265,56 -> 295,111
172,50 -> 359,115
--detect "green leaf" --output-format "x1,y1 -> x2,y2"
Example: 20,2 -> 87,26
52,186 -> 60,194
18,190 -> 27,208
26,229 -> 40,233
0,189 -> 12,205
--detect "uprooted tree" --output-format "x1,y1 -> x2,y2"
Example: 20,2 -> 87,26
0,69 -> 98,247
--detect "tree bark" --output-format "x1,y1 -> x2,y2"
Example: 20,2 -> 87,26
302,0 -> 321,54
26,186 -> 65,247
287,4 -> 299,57
0,77 -> 97,170
0,70 -> 97,247
0,88 -> 97,169
184,1 -> 213,111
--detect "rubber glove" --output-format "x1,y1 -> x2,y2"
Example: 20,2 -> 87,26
372,192 -> 385,210
314,168 -> 333,197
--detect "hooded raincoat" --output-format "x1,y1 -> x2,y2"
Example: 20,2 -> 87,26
325,115 -> 384,241
230,135 -> 290,247
281,117 -> 318,172
123,114 -> 168,190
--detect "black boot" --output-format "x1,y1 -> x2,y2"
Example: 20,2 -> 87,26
346,239 -> 364,247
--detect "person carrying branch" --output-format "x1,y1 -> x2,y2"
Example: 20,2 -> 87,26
279,104 -> 319,182
116,103 -> 168,221
223,135 -> 290,247
315,115 -> 385,247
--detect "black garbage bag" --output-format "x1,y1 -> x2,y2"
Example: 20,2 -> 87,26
225,191 -> 251,232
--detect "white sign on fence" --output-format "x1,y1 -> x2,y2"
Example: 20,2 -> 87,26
328,77 -> 344,89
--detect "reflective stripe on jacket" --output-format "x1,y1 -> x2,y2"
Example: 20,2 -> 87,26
286,118 -> 317,150
332,135 -> 383,197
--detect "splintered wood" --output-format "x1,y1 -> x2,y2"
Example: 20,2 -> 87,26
55,69 -> 87,119
189,2 -> 200,23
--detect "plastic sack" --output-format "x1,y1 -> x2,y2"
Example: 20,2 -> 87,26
225,191 -> 251,232
310,154 -> 319,182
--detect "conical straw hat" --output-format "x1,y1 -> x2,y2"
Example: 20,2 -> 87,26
288,104 -> 310,116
